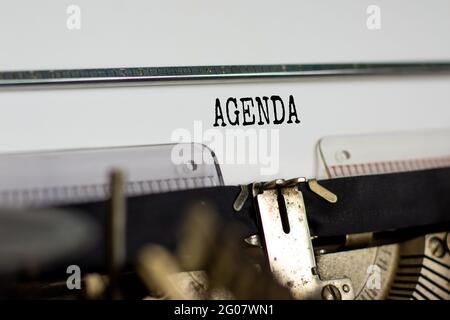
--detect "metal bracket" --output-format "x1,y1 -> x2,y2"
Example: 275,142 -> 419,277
254,178 -> 355,300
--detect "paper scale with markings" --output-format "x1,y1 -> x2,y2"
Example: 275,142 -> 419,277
0,143 -> 223,208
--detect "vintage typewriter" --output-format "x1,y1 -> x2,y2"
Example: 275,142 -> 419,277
1,2 -> 450,301
0,127 -> 449,300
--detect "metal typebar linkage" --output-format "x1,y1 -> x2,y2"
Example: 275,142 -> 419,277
1,63 -> 450,87
254,178 -> 355,300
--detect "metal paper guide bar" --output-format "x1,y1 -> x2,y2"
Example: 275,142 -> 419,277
1,63 -> 450,87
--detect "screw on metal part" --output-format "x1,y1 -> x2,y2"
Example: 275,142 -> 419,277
244,235 -> 261,248
428,237 -> 445,258
262,179 -> 285,190
184,160 -> 198,173
446,233 -> 450,253
321,284 -> 342,300
335,150 -> 351,163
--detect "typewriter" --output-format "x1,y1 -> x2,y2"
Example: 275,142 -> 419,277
0,1 -> 449,301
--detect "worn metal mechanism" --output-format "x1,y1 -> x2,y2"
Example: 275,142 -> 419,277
253,178 -> 354,300
6,174 -> 449,300
388,232 -> 450,300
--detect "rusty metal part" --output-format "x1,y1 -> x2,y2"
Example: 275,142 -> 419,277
388,232 -> 450,300
428,237 -> 446,258
233,185 -> 249,212
84,273 -> 108,300
107,169 -> 127,299
321,284 -> 342,300
317,244 -> 399,300
345,232 -> 374,250
317,231 -> 450,300
137,204 -> 291,300
137,244 -> 192,299
307,179 -> 338,203
255,182 -> 354,299
446,233 -> 450,253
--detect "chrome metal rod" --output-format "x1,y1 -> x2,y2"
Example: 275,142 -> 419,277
1,62 -> 450,88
